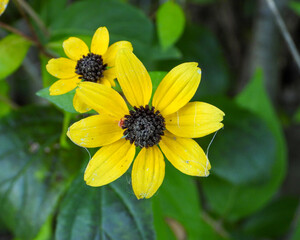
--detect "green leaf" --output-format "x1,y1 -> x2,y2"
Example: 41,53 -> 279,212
156,1 -> 185,49
162,24 -> 230,96
290,1 -> 300,16
49,0 -> 153,61
293,107 -> 300,123
241,197 -> 298,239
204,100 -> 276,185
0,80 -> 11,117
0,107 -> 70,239
292,217 -> 300,240
36,87 -> 77,113
0,34 -> 31,80
202,69 -> 287,221
153,163 -> 227,240
188,0 -> 216,4
55,171 -> 155,240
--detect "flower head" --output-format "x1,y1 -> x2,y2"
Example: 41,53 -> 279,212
67,49 -> 224,199
0,0 -> 9,16
46,26 -> 133,113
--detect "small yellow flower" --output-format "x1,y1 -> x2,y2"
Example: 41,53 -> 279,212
67,49 -> 224,199
0,0 -> 9,16
46,26 -> 133,113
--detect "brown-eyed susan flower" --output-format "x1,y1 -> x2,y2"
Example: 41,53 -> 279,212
0,0 -> 9,15
67,49 -> 224,199
46,26 -> 133,113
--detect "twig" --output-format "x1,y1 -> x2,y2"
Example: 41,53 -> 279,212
11,0 -> 54,58
0,94 -> 19,110
0,21 -> 35,43
265,0 -> 300,71
16,0 -> 49,37
202,211 -> 230,239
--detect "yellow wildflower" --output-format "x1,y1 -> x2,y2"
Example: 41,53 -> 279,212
68,49 -> 224,199
0,0 -> 9,16
46,26 -> 133,113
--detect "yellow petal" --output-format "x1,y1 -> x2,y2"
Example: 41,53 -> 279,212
165,102 -> 225,138
73,91 -> 91,113
132,146 -> 165,199
152,62 -> 201,116
103,41 -> 133,67
67,115 -> 123,148
84,138 -> 135,186
91,27 -> 109,56
63,37 -> 89,61
46,58 -> 77,79
116,49 -> 152,107
103,67 -> 116,86
159,131 -> 211,176
0,0 -> 9,15
49,76 -> 80,95
76,82 -> 128,119
99,76 -> 111,87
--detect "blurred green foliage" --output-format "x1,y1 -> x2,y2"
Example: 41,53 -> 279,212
0,0 -> 298,239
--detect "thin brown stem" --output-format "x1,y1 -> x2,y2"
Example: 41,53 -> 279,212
0,94 -> 19,110
11,0 -> 54,58
16,0 -> 49,37
0,22 -> 35,43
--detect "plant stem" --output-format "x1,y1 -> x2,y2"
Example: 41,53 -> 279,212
0,94 -> 19,110
11,0 -> 54,58
60,112 -> 72,149
16,0 -> 49,37
0,21 -> 35,43
265,0 -> 300,71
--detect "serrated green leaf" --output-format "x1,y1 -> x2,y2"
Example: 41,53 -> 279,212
157,1 -> 185,49
55,171 -> 155,240
36,87 -> 77,113
0,34 -> 31,80
0,107 -> 71,240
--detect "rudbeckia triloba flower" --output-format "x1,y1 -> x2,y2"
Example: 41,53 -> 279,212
67,49 -> 224,199
0,0 -> 9,15
46,26 -> 133,113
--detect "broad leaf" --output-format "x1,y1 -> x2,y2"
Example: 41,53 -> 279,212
0,34 -> 31,80
153,162 -> 227,240
205,100 -> 276,185
36,87 -> 77,113
0,107 -> 78,239
156,1 -> 185,49
55,171 -> 155,240
202,69 -> 287,220
241,197 -> 298,239
49,0 -> 153,61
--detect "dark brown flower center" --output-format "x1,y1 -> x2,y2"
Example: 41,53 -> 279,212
121,105 -> 166,148
75,53 -> 107,82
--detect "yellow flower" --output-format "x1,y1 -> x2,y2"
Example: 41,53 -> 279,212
67,49 -> 224,199
0,0 -> 9,16
46,26 -> 133,113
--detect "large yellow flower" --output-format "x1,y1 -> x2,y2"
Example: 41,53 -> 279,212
0,0 -> 9,15
46,26 -> 133,113
67,49 -> 224,199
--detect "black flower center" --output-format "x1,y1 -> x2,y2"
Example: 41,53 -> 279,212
121,105 -> 166,148
75,53 -> 107,82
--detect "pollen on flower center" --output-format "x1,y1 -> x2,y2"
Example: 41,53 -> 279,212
75,53 -> 107,82
121,105 -> 166,148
